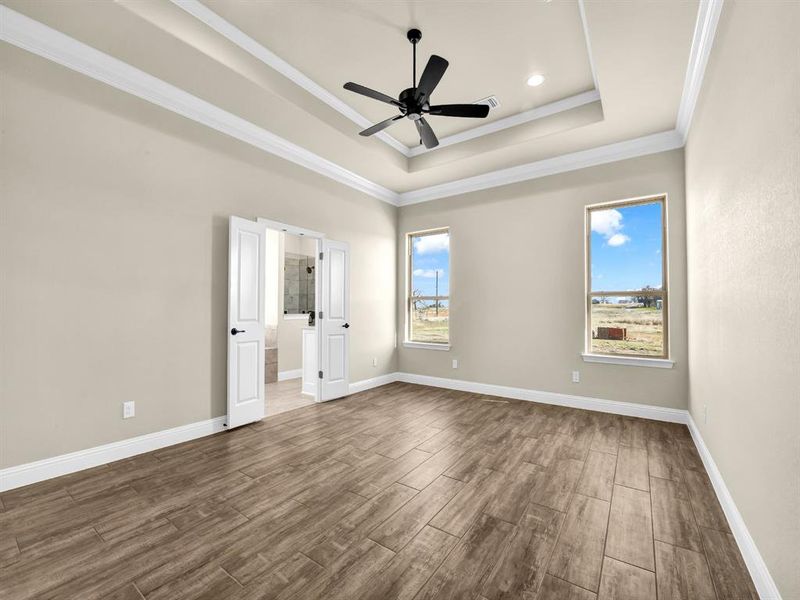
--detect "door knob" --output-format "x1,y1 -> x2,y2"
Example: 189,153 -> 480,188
230,328 -> 246,335
342,323 -> 350,329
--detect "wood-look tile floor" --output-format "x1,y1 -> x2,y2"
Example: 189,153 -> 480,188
0,382 -> 759,600
265,379 -> 315,417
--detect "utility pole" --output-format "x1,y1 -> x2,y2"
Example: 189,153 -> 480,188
435,270 -> 439,317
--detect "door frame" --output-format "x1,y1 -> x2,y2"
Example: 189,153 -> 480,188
257,218 -> 328,403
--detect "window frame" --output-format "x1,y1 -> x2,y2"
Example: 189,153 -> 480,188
585,195 -> 669,359
406,227 -> 450,347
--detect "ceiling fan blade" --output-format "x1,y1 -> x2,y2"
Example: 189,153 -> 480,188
343,82 -> 401,107
415,117 -> 439,149
428,104 -> 490,118
359,115 -> 404,137
415,55 -> 449,101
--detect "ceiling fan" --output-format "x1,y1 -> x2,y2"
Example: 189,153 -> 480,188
343,28 -> 490,149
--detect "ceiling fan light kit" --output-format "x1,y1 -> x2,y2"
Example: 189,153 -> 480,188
343,28 -> 490,149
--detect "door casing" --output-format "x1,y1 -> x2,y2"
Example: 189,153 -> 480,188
256,218 -> 347,405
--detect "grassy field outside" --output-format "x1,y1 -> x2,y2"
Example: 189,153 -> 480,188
409,302 -> 661,352
410,306 -> 449,344
590,302 -> 664,356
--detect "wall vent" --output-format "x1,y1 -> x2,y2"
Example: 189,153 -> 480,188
473,95 -> 500,110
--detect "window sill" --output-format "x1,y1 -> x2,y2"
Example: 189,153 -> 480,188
403,341 -> 451,351
581,353 -> 674,369
283,314 -> 310,321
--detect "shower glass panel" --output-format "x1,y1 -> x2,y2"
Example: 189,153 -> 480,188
284,252 -> 315,314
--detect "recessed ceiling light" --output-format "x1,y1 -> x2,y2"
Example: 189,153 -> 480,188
527,74 -> 545,87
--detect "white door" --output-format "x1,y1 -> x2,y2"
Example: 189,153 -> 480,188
319,239 -> 350,401
227,216 -> 266,428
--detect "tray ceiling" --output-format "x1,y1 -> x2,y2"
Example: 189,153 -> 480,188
1,0 -> 706,202
205,0 -> 597,149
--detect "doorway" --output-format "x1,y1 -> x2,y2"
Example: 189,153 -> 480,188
264,224 -> 319,416
226,215 -> 351,429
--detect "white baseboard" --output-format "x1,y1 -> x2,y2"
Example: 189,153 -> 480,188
277,369 -> 302,381
687,415 -> 782,600
395,372 -> 687,423
0,373 -> 396,492
348,372 -> 400,395
0,416 -> 226,493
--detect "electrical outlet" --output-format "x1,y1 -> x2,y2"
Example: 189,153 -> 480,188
372,357 -> 377,367
571,370 -> 580,383
123,401 -> 135,419
452,359 -> 458,369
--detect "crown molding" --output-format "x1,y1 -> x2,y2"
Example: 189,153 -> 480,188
398,129 -> 684,205
2,0 -> 722,208
172,0 -> 602,159
170,0 -> 410,157
406,89 -> 601,157
676,0 -> 724,142
0,5 -> 401,206
399,0 -> 723,205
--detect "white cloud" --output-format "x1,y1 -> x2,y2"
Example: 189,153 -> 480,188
414,233 -> 449,254
413,268 -> 444,278
607,233 -> 630,247
591,209 -> 623,237
592,209 -> 631,246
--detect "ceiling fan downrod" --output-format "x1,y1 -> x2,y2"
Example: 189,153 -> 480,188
408,28 -> 422,89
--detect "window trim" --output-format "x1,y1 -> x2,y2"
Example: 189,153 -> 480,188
581,353 -> 674,368
403,341 -> 451,351
406,227 -> 450,347
585,195 -> 669,360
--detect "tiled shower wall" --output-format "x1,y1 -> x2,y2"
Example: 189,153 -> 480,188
284,253 -> 315,314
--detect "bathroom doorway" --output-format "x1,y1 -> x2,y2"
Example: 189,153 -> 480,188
227,215 -> 350,428
258,218 -> 351,417
261,220 -> 320,416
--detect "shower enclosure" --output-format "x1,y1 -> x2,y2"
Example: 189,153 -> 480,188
284,252 -> 315,314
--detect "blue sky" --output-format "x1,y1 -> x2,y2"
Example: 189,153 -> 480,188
591,202 -> 663,291
411,232 -> 449,296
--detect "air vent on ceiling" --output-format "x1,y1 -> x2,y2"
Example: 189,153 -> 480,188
473,95 -> 500,110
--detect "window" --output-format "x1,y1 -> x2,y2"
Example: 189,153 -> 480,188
407,228 -> 450,345
587,196 -> 668,358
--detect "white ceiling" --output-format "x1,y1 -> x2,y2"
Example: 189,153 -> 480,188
1,0 -> 706,202
205,0 -> 597,147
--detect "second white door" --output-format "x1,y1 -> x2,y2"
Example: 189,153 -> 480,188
319,239 -> 350,401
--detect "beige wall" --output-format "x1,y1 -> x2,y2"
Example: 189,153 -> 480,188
398,150 -> 688,409
684,2 -> 800,596
0,47 -> 397,468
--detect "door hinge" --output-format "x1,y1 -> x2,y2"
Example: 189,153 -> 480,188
319,252 -> 323,260
318,311 -> 323,319
318,371 -> 323,379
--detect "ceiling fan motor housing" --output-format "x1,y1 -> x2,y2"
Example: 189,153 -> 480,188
399,88 -> 426,119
